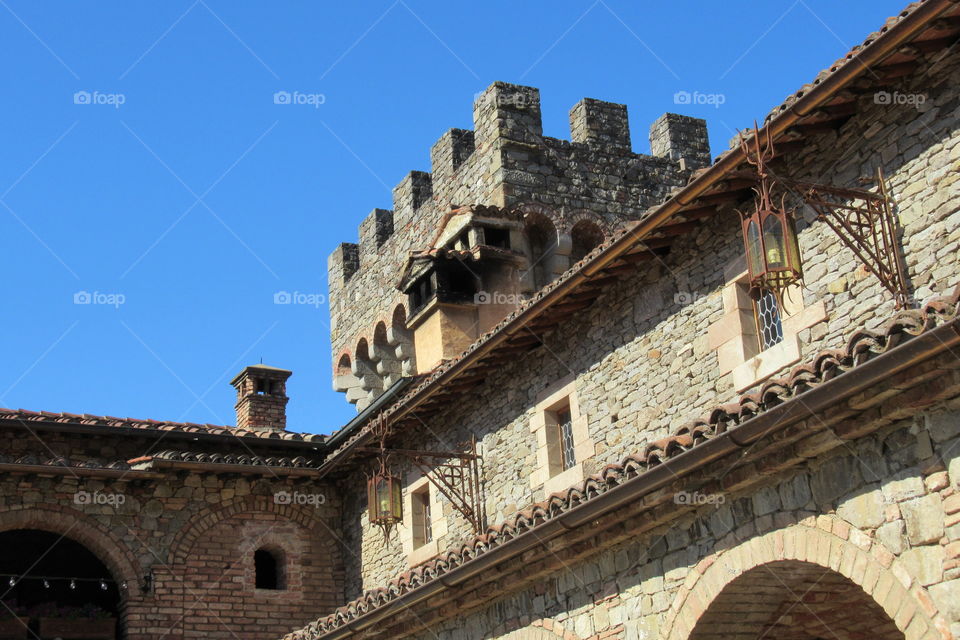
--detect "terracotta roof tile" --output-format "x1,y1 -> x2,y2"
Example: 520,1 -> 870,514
0,408 -> 326,444
0,454 -> 131,470
143,450 -> 322,468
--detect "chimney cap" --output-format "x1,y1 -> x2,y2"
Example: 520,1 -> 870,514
230,363 -> 293,387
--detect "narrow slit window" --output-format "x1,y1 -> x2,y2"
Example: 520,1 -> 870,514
556,407 -> 576,471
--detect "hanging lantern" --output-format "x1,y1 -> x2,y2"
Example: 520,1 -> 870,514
367,464 -> 402,540
741,202 -> 803,299
738,124 -> 803,301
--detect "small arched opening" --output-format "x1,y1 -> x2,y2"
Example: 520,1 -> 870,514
336,353 -> 352,377
523,213 -> 558,290
253,547 -> 285,591
0,530 -> 123,638
569,220 -> 605,265
391,304 -> 408,332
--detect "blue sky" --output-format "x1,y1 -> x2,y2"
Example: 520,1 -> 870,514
1,1 -> 908,435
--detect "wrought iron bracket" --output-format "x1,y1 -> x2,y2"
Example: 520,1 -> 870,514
359,437 -> 487,534
779,168 -> 912,308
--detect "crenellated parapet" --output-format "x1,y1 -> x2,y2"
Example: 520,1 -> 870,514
327,81 -> 712,410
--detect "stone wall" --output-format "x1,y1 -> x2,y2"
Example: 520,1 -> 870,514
327,82 -> 707,409
412,403 -> 960,639
0,428 -> 343,640
343,51 -> 960,605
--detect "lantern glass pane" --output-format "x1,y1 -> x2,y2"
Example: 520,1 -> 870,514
378,478 -> 392,518
392,480 -> 403,520
746,220 -> 763,278
367,478 -> 375,520
762,215 -> 787,269
785,215 -> 802,276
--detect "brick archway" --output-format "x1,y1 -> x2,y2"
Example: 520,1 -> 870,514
663,517 -> 946,640
0,505 -> 141,588
168,494 -> 336,564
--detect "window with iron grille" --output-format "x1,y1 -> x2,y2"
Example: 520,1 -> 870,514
555,407 -> 576,471
754,289 -> 784,351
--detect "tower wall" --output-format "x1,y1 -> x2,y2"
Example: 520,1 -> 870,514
327,81 -> 711,409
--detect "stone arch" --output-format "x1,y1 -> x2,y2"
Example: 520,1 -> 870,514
333,350 -> 366,408
389,304 -> 416,376
520,206 -> 561,290
663,517 -> 946,640
354,337 -> 383,409
493,619 -> 579,639
372,321 -> 401,387
336,351 -> 352,376
569,219 -> 605,265
0,505 -> 141,590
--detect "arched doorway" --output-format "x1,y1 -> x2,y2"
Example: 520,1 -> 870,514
688,560 -> 901,639
0,530 -> 122,639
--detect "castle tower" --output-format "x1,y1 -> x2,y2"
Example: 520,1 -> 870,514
328,82 -> 710,410
230,364 -> 292,431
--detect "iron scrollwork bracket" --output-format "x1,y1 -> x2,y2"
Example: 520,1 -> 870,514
360,437 -> 487,534
780,168 -> 912,308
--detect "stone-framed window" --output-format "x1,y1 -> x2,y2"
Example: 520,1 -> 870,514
529,376 -> 594,496
709,256 -> 827,392
402,473 -> 447,566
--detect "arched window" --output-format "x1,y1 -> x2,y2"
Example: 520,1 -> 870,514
569,221 -> 605,265
524,213 -> 558,290
337,353 -> 352,377
254,548 -> 284,590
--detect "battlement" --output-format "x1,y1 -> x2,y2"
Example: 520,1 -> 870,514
570,98 -> 631,150
649,113 -> 711,170
327,81 -> 711,410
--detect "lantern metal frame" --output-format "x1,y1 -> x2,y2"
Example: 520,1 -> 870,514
361,436 -> 486,535
738,126 -> 911,309
738,127 -> 804,303
366,455 -> 404,541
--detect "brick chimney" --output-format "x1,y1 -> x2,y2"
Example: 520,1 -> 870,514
230,364 -> 292,432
